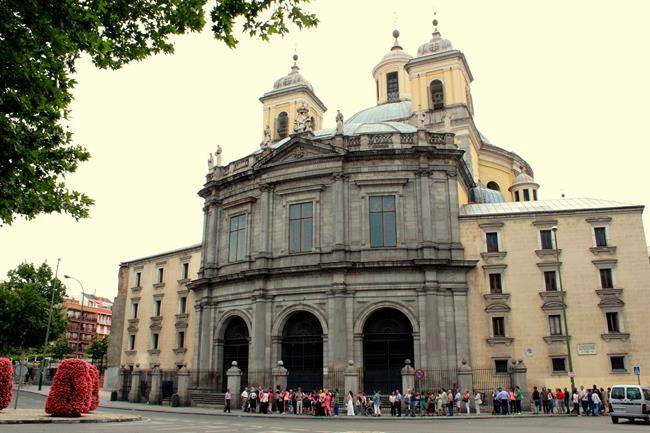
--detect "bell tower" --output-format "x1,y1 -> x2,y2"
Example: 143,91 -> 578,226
372,30 -> 413,105
259,54 -> 327,143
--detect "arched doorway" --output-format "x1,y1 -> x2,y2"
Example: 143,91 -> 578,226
362,308 -> 414,393
221,316 -> 249,391
281,311 -> 323,392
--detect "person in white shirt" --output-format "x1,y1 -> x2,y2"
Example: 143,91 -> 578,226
591,391 -> 602,415
474,391 -> 482,415
241,388 -> 249,412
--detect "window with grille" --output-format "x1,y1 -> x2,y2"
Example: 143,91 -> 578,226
600,268 -> 614,289
386,72 -> 399,102
492,317 -> 505,337
551,357 -> 566,373
486,232 -> 499,252
594,227 -> 607,247
606,312 -> 620,333
610,356 -> 626,371
540,230 -> 553,250
369,195 -> 397,248
495,359 -> 509,373
544,271 -> 558,291
489,273 -> 503,294
289,202 -> 313,253
549,315 -> 563,335
228,214 -> 248,262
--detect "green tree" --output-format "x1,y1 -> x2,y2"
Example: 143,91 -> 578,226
0,0 -> 318,225
0,263 -> 67,356
50,338 -> 72,361
86,336 -> 109,371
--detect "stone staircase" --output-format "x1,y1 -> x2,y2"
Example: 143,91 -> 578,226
190,391 -> 224,408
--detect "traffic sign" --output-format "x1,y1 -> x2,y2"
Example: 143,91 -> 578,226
568,371 -> 576,378
634,365 -> 641,376
414,369 -> 425,380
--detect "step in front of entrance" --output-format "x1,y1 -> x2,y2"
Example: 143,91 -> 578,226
190,391 -> 225,407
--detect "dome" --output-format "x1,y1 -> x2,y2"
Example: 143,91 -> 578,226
417,31 -> 453,57
372,30 -> 413,76
345,101 -> 412,124
273,54 -> 313,92
313,121 -> 416,139
512,172 -> 537,186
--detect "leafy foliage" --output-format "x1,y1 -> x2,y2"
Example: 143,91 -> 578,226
86,337 -> 108,371
45,358 -> 91,417
0,358 -> 13,410
0,0 -> 318,225
0,263 -> 67,354
51,338 -> 72,361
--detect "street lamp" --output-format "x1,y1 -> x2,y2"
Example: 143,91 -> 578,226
64,275 -> 94,358
38,258 -> 61,390
551,226 -> 576,392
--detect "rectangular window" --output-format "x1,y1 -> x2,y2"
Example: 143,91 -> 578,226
132,302 -> 139,319
594,227 -> 607,247
523,189 -> 530,201
514,191 -> 520,202
610,356 -> 626,371
549,314 -> 563,335
152,333 -> 159,350
626,386 -> 641,400
486,232 -> 499,252
178,331 -> 185,348
289,202 -> 313,253
386,71 -> 399,102
540,230 -> 554,250
182,262 -> 189,280
179,296 -> 187,314
157,267 -> 164,283
154,299 -> 162,317
606,312 -> 620,333
369,195 -> 397,248
489,273 -> 503,294
610,387 -> 625,399
600,268 -> 614,289
494,359 -> 509,374
544,271 -> 558,291
551,357 -> 566,373
228,214 -> 248,262
533,189 -> 538,201
135,271 -> 142,287
492,317 -> 505,337
129,334 -> 136,350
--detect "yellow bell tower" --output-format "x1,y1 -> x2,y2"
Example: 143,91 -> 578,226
259,54 -> 327,142
372,30 -> 413,105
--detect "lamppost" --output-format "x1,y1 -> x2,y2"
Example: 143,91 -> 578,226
552,226 -> 576,392
64,275 -> 93,358
38,258 -> 61,390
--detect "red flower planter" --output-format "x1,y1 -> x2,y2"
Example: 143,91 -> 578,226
88,363 -> 99,411
45,358 -> 92,417
0,358 -> 13,410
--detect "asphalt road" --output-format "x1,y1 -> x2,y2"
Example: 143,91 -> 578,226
2,392 -> 647,433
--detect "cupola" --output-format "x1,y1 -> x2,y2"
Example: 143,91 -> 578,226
509,171 -> 540,202
372,30 -> 413,105
259,54 -> 327,143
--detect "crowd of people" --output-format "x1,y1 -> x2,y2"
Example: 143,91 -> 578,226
223,384 -> 612,417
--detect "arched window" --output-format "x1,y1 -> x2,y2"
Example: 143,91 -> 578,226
486,181 -> 501,191
430,80 -> 444,110
276,111 -> 288,139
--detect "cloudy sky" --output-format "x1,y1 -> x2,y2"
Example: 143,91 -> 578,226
1,0 -> 649,300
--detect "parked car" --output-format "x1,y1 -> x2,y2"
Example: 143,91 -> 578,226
609,384 -> 650,424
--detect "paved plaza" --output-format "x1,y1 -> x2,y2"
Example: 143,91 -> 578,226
1,391 -> 645,433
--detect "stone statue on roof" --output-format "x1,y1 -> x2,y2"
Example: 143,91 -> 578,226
335,110 -> 344,135
207,153 -> 214,170
215,145 -> 222,166
261,125 -> 272,149
293,103 -> 312,133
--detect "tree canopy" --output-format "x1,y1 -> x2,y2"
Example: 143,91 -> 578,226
0,0 -> 318,225
0,263 -> 67,355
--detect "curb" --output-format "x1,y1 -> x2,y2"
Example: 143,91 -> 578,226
0,415 -> 142,425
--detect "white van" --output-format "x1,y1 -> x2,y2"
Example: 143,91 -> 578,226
609,384 -> 650,424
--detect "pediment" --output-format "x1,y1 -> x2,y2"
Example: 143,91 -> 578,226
541,300 -> 566,311
485,303 -> 510,313
598,296 -> 625,309
254,136 -> 344,168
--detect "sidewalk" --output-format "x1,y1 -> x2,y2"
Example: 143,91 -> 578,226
19,386 -> 566,421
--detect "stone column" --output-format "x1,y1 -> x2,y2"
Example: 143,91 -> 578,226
249,293 -> 268,377
328,279 -> 348,371
196,303 -> 215,389
128,366 -> 141,403
332,173 -> 346,251
176,366 -> 190,406
206,200 -> 221,273
226,361 -> 242,408
401,359 -> 415,393
343,360 -> 359,394
511,360 -> 529,410
117,367 -> 127,400
457,359 -> 473,394
148,367 -> 162,405
418,169 -> 434,245
271,360 -> 288,391
452,289 -> 471,368
199,202 -> 210,275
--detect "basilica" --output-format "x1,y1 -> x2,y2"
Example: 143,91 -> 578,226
105,21 -> 650,405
